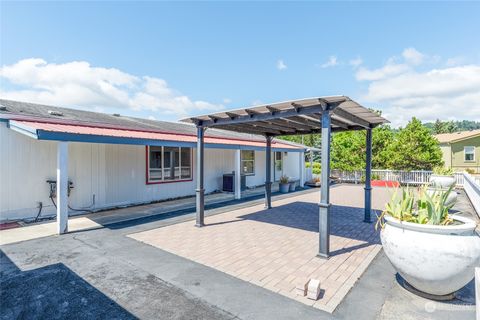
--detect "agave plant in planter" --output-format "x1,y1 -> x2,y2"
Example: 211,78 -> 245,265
279,175 -> 290,193
428,166 -> 457,206
430,166 -> 455,188
377,186 -> 480,297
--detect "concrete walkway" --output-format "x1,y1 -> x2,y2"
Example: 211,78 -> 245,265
0,185 -> 477,320
0,183 -> 280,246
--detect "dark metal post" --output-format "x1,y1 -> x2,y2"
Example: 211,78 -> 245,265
364,128 -> 372,223
318,109 -> 331,258
265,135 -> 272,209
195,126 -> 205,227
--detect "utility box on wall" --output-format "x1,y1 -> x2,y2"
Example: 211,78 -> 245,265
222,173 -> 246,192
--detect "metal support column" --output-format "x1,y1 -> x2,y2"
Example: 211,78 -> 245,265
195,126 -> 205,227
265,135 -> 272,209
57,141 -> 69,234
318,110 -> 332,258
364,128 -> 373,223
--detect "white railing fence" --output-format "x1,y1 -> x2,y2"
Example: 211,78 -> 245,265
309,169 -> 465,187
463,172 -> 480,217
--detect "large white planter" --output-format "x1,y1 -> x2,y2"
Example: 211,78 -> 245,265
381,215 -> 480,296
429,174 -> 456,188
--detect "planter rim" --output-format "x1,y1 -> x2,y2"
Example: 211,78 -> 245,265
384,215 -> 477,234
430,174 -> 455,178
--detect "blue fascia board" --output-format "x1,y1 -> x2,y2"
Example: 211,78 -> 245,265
8,120 -> 39,139
35,130 -> 305,152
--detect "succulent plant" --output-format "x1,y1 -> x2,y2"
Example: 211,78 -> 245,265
376,185 -> 454,229
432,166 -> 454,176
279,175 -> 289,184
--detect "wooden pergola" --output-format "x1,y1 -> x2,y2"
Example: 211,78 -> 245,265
181,96 -> 389,258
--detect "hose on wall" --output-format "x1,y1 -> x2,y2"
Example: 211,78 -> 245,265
49,194 -> 96,214
33,202 -> 43,222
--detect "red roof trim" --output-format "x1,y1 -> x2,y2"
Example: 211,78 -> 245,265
10,119 -> 301,150
1,114 -> 294,146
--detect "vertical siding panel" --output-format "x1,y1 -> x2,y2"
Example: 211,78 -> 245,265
1,128 -> 303,221
0,124 -> 10,215
98,143 -> 107,208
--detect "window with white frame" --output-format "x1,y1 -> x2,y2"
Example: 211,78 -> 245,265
464,146 -> 475,161
147,146 -> 192,183
241,150 -> 255,175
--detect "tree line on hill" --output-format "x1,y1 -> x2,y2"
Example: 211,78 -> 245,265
280,117 -> 450,171
424,120 -> 480,134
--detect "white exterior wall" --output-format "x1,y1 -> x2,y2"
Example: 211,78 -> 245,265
0,124 -> 301,221
282,151 -> 301,180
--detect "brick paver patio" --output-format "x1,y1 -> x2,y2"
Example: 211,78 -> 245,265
129,185 -> 391,313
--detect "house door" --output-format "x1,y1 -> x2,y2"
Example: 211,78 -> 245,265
274,152 -> 283,181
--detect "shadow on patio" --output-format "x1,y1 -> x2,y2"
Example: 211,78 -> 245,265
204,201 -> 381,257
0,250 -> 135,320
103,188 -> 307,230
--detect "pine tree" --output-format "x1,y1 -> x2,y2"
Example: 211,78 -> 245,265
387,117 -> 444,170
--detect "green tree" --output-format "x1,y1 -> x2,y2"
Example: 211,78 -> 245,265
387,117 -> 443,170
330,125 -> 394,171
445,121 -> 457,133
432,119 -> 447,134
425,119 -> 477,133
331,131 -> 364,171
372,125 -> 394,169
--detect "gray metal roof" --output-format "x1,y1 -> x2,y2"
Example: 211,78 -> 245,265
181,96 -> 388,136
0,99 -> 306,148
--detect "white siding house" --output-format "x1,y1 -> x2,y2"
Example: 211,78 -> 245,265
0,99 -> 306,222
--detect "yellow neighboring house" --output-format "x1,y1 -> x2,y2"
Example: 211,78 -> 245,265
435,129 -> 480,173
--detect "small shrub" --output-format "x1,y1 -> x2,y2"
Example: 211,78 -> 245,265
312,176 -> 321,183
313,162 -> 321,169
312,168 -> 321,174
465,168 -> 476,174
433,166 -> 454,176
279,175 -> 289,184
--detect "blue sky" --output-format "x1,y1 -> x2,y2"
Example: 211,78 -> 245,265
1,1 -> 479,127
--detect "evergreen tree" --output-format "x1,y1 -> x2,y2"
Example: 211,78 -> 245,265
432,119 -> 447,134
387,117 -> 444,170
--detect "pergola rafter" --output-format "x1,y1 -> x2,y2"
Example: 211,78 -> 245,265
181,96 -> 389,258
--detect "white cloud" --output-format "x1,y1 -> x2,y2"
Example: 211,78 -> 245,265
320,56 -> 338,68
355,49 -> 480,127
445,56 -> 466,67
402,47 -> 425,65
223,98 -> 232,104
0,58 -> 223,119
355,48 -> 433,81
355,59 -> 410,81
349,57 -> 363,68
277,59 -> 287,70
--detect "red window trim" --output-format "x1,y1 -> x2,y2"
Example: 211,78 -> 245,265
145,146 -> 194,185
